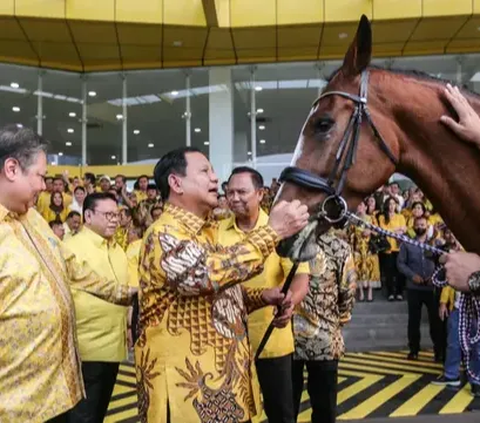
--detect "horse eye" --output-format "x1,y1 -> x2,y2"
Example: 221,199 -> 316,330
313,117 -> 334,134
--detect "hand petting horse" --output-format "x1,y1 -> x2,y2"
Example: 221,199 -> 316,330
275,15 -> 480,266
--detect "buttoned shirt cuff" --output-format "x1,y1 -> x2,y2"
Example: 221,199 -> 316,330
245,288 -> 269,314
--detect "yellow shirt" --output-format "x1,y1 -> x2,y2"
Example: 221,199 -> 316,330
65,227 -> 129,362
115,226 -> 129,251
218,209 -> 310,359
134,189 -> 148,203
0,205 -> 132,422
36,190 -> 51,215
42,207 -> 70,223
126,239 -> 142,288
378,213 -> 406,253
135,203 -> 278,423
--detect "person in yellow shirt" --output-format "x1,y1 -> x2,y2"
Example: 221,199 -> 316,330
83,172 -> 97,194
52,176 -> 73,208
378,196 -> 407,301
0,125 -> 136,422
36,175 -> 53,215
218,167 -> 310,423
135,147 -> 309,423
42,191 -> 70,223
65,192 -> 130,423
63,210 -> 82,241
134,174 -> 149,202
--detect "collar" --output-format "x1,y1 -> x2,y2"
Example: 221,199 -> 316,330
163,202 -> 212,235
81,226 -> 116,248
0,203 -> 9,223
224,208 -> 268,234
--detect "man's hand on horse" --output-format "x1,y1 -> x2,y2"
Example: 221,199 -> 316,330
268,200 -> 309,240
262,287 -> 294,328
440,252 -> 480,292
441,83 -> 480,147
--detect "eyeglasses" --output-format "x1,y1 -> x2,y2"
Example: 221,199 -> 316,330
93,210 -> 120,221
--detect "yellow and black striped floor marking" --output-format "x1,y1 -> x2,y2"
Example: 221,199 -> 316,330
105,351 -> 480,422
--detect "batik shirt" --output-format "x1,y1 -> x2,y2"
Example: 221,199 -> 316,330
0,205 -> 132,422
294,231 -> 357,361
135,203 -> 278,423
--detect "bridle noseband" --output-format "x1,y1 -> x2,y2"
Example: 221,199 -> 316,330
279,70 -> 398,223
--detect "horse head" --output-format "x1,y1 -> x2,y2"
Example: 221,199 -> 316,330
276,15 -> 401,260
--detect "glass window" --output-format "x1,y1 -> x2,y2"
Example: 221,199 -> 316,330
189,68 -> 209,158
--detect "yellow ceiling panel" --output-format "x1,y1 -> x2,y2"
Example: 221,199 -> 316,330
454,17 -> 480,39
447,38 -> 480,53
235,48 -> 276,62
232,27 -> 276,49
164,26 -> 208,48
163,0 -> 206,26
163,47 -> 203,60
15,0 -> 64,18
214,0 -> 230,27
69,21 -> 117,44
0,17 -> 27,40
122,60 -> 163,71
0,40 -> 38,62
372,19 -> 418,44
277,25 -> 322,48
318,45 -> 344,59
321,23 -> 358,46
422,0 -> 473,17
206,28 -> 234,49
0,1 -> 14,15
324,0 -> 372,23
410,17 -> 469,41
476,0 -> 480,14
20,18 -> 71,42
230,0 -> 276,27
66,0 -> 115,21
116,23 -> 162,46
116,0 -> 163,24
403,40 -> 446,55
373,0 -> 421,20
372,42 -> 405,56
33,41 -> 82,67
120,45 -> 162,64
76,43 -> 120,68
277,0 -> 323,25
204,48 -> 236,60
163,59 -> 202,68
277,46 -> 318,61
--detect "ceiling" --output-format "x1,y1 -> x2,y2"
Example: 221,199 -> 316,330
1,1 -> 480,71
2,53 -> 480,165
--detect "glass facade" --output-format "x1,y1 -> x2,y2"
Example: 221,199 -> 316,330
0,53 -> 479,180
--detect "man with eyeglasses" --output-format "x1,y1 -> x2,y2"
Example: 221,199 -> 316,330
64,192 -> 130,423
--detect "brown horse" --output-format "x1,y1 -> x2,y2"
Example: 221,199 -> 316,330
276,15 -> 480,260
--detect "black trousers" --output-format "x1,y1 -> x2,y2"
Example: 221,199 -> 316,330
132,293 -> 140,344
380,252 -> 402,297
407,289 -> 442,356
255,353 -> 295,423
67,361 -> 120,423
292,359 -> 338,423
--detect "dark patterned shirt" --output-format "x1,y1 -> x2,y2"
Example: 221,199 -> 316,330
293,231 -> 357,361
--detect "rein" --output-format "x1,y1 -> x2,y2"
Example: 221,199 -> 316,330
278,69 -> 480,381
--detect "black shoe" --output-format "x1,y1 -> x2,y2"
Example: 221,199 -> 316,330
407,352 -> 418,360
431,375 -> 461,387
472,384 -> 480,397
396,294 -> 404,301
388,295 -> 395,302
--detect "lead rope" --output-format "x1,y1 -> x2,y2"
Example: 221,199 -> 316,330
345,212 -> 480,383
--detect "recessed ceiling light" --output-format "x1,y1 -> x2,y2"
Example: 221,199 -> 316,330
65,142 -> 72,147
88,91 -> 97,97
247,151 -> 252,155
171,91 -> 179,96
173,40 -> 183,47
338,32 -> 348,39
148,143 -> 154,148
58,152 -> 64,157
116,114 -> 123,120
10,82 -> 19,89
16,123 -> 23,128
133,129 -> 140,135
259,125 -> 265,130
111,155 -> 116,160
12,106 -> 20,112
256,108 -> 264,114
260,139 -> 266,144
67,128 -> 74,133
69,112 -> 76,117
255,86 -> 263,92
194,128 -> 201,133
204,141 -> 209,146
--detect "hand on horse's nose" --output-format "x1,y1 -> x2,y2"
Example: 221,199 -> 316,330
268,200 -> 309,240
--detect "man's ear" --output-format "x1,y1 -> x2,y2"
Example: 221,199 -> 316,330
2,157 -> 20,181
168,174 -> 183,195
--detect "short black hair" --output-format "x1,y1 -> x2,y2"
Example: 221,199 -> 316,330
82,192 -> 117,221
228,166 -> 264,190
49,219 -> 63,229
0,126 -> 49,171
150,205 -> 163,218
84,172 -> 96,185
45,176 -> 53,182
74,186 -> 85,194
67,211 -> 81,220
147,183 -> 158,191
115,174 -> 127,183
153,147 -> 202,201
138,174 -> 149,181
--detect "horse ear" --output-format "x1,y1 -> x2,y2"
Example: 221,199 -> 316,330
342,15 -> 372,77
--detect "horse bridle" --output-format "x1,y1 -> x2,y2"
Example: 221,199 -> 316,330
279,70 -> 398,223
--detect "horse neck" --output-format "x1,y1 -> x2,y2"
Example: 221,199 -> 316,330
376,72 -> 480,254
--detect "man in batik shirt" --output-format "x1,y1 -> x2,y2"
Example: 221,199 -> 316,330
292,230 -> 357,423
0,126 -> 136,423
135,147 -> 309,423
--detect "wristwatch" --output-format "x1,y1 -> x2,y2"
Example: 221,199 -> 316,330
468,270 -> 480,295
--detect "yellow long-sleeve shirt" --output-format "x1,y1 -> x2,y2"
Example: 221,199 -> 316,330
0,205 -> 132,422
65,227 -> 129,362
126,239 -> 142,288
